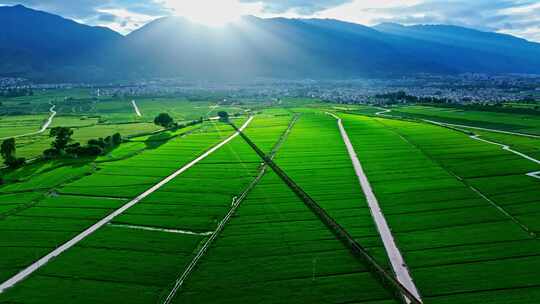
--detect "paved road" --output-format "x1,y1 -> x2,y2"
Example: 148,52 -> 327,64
0,104 -> 57,140
0,116 -> 254,294
328,112 -> 422,304
131,100 -> 142,117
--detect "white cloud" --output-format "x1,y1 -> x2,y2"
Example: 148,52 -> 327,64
313,0 -> 540,42
313,0 -> 422,25
159,0 -> 263,26
3,0 -> 540,41
93,8 -> 157,33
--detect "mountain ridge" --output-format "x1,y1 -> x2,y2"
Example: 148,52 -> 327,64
1,5 -> 540,82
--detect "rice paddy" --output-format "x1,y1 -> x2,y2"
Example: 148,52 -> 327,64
1,96 -> 539,304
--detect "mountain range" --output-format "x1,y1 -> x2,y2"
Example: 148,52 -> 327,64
2,4 -> 540,82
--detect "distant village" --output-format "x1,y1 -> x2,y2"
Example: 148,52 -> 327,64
2,73 -> 539,106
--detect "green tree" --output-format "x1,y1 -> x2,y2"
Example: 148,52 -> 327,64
154,113 -> 175,128
112,133 -> 122,146
1,138 -> 25,168
1,138 -> 16,164
50,127 -> 73,151
217,111 -> 229,122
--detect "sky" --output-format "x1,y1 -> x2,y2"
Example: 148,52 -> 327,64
2,0 -> 540,42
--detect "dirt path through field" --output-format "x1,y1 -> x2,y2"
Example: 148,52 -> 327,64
327,112 -> 422,304
0,117 -> 254,294
1,104 -> 57,140
376,107 -> 540,138
469,134 -> 540,180
374,108 -> 540,180
131,100 -> 142,117
108,223 -> 213,236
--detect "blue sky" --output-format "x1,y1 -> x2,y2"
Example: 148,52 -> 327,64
2,0 -> 540,42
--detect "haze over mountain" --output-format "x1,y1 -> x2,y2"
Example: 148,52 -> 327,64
2,5 -> 540,82
0,4 -> 121,81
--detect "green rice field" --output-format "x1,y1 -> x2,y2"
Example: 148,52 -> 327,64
391,105 -> 540,135
1,95 -> 539,304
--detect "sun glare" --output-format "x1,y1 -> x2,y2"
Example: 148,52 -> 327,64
164,0 -> 257,27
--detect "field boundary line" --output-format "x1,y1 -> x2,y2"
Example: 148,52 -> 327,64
327,112 -> 422,304
108,224 -> 213,236
232,118 -> 422,304
374,109 -> 540,179
424,119 -> 540,138
161,114 -> 300,304
374,117 -> 537,238
374,107 -> 540,138
416,115 -> 540,181
0,117 -> 254,294
468,135 -> 540,178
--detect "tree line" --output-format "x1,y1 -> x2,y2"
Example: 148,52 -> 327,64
1,128 -> 123,170
1,111 -> 216,175
374,91 -> 540,115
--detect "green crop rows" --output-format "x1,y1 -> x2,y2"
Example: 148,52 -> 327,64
172,170 -> 396,304
340,113 -> 540,303
392,105 -> 540,135
273,112 -> 389,262
0,120 -> 237,284
1,98 -> 539,304
0,115 -> 294,303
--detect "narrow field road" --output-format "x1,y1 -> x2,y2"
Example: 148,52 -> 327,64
375,108 -> 540,180
327,112 -> 422,304
376,107 -> 540,139
469,135 -> 540,180
108,224 -> 213,236
1,104 -> 57,140
131,100 -> 142,117
0,117 -> 254,294
425,119 -> 540,139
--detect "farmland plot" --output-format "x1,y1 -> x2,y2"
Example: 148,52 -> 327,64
470,129 -> 540,160
168,112 -> 399,304
1,119 -> 159,162
376,118 -> 540,234
340,113 -> 540,303
273,112 -> 390,263
171,169 -> 399,304
392,105 -> 540,135
59,122 -> 235,198
0,121 -> 237,286
0,115 -> 293,303
0,115 -> 49,138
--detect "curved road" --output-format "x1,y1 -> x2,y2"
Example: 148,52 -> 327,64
0,104 -> 57,140
0,116 -> 254,294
